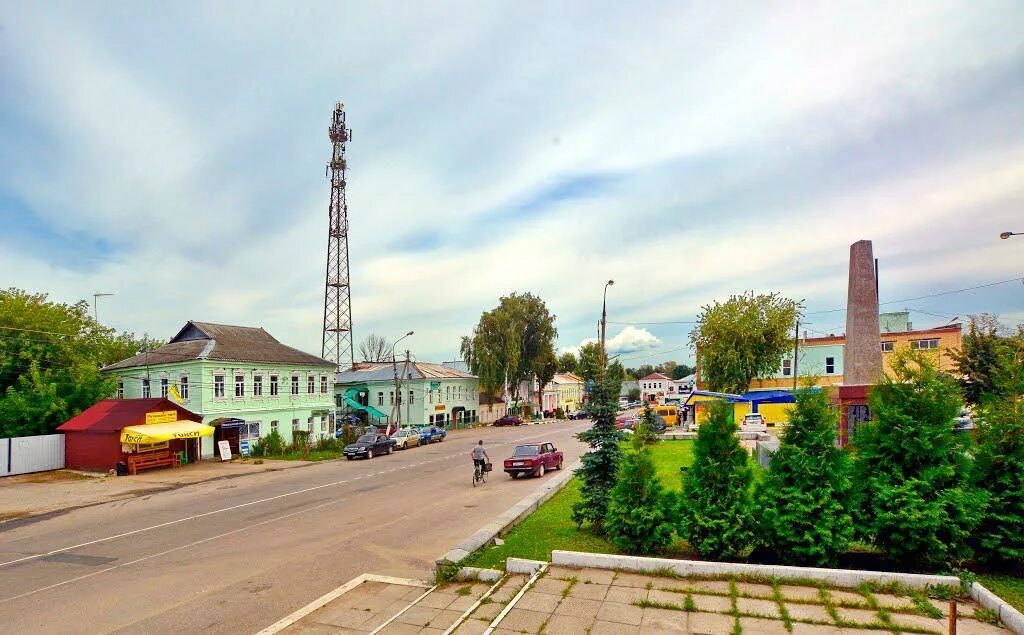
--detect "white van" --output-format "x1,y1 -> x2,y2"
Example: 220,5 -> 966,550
740,412 -> 767,433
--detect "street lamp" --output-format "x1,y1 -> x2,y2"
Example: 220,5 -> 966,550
92,292 -> 113,322
601,280 -> 614,360
391,331 -> 414,431
1000,231 -> 1021,239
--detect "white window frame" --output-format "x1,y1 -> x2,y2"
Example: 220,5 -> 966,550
291,374 -> 300,396
825,357 -> 835,374
253,374 -> 263,397
881,341 -> 894,352
292,418 -> 300,431
377,391 -> 384,406
320,375 -> 328,394
180,374 -> 189,400
307,375 -> 315,395
142,377 -> 151,399
160,377 -> 169,398
235,374 -> 245,398
782,359 -> 792,376
270,420 -> 279,433
117,379 -> 124,400
214,373 -> 225,398
270,374 -> 279,397
911,338 -> 939,350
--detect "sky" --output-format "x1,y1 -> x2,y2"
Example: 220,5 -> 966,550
1,1 -> 1023,367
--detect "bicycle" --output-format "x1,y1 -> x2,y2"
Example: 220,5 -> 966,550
473,461 -> 488,487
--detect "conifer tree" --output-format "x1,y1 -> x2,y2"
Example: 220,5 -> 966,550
972,332 -> 1024,564
571,373 -> 623,531
606,407 -> 675,553
756,388 -> 853,566
679,399 -> 753,559
852,350 -> 984,570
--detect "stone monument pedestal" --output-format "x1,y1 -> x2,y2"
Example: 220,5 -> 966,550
836,384 -> 871,446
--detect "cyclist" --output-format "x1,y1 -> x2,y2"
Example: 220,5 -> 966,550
471,440 -> 489,481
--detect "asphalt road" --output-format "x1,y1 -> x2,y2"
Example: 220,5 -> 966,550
0,421 -> 591,634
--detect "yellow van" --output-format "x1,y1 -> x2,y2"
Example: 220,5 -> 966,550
652,404 -> 679,428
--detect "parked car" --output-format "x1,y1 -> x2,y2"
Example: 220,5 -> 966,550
739,412 -> 768,433
568,410 -> 587,420
503,442 -> 564,478
343,433 -> 396,459
390,428 -> 421,449
425,425 -> 447,442
493,414 -> 523,427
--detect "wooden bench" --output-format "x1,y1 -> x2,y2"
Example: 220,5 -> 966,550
127,451 -> 180,475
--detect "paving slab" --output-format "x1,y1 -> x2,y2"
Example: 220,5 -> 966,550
686,579 -> 732,595
613,571 -> 658,588
827,589 -> 870,607
690,593 -> 733,613
686,610 -> 735,634
604,585 -> 649,605
734,582 -> 775,598
569,567 -> 617,585
567,581 -> 609,601
471,601 -> 505,621
780,584 -> 825,602
531,576 -> 570,596
957,618 -> 1016,635
498,607 -> 549,632
514,589 -> 561,613
595,600 -> 644,626
395,605 -> 442,628
784,601 -> 834,623
639,606 -> 688,632
590,619 -> 640,634
740,616 -> 791,634
736,596 -> 781,618
835,606 -> 882,627
789,623 -> 846,635
648,589 -> 690,607
554,596 -> 602,618
543,613 -> 594,634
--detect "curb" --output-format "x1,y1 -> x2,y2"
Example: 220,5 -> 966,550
971,582 -> 1024,634
550,551 -> 961,591
435,459 -> 581,569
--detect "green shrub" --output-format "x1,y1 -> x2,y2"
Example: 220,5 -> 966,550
852,350 -> 984,570
679,399 -> 753,559
572,374 -> 623,532
971,332 -> 1024,564
605,421 -> 676,554
756,388 -> 853,566
555,407 -> 565,419
338,423 -> 359,446
291,429 -> 312,451
262,429 -> 285,456
315,436 -> 343,452
249,439 -> 265,457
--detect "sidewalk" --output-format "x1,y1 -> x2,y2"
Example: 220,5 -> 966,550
0,458 -> 313,523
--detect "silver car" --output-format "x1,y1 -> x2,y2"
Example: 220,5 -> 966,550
390,428 -> 422,449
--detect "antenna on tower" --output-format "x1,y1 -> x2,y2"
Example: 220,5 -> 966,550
322,102 -> 355,371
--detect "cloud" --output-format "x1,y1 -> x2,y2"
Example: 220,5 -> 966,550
563,326 -> 663,357
1,2 -> 1023,365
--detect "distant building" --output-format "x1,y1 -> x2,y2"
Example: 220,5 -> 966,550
640,372 -> 673,404
102,321 -> 336,458
336,361 -> 479,429
540,372 -> 585,413
478,394 -> 507,425
620,380 -> 639,400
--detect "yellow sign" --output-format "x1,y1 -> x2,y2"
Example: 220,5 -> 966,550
145,411 -> 178,425
121,422 -> 214,443
434,405 -> 445,412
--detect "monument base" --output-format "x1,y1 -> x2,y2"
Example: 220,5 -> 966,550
835,384 -> 873,446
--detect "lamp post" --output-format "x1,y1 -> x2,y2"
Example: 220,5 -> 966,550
391,331 -> 414,432
1000,231 -> 1022,240
92,292 -> 113,322
601,280 -> 614,362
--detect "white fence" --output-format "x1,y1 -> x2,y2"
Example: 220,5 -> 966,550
0,434 -> 65,477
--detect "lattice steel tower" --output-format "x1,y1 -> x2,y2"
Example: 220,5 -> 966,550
321,102 -> 354,370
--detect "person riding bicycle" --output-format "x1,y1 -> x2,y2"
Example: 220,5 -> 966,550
471,440 -> 489,476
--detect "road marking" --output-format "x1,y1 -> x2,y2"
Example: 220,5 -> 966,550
0,423 -> 588,571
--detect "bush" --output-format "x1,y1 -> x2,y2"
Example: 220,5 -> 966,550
605,420 -> 676,554
339,423 -> 359,446
261,429 -> 285,456
852,350 -> 984,570
555,408 -> 565,419
572,373 -> 624,532
679,399 -> 753,560
756,388 -> 853,567
971,334 -> 1024,564
315,436 -> 344,452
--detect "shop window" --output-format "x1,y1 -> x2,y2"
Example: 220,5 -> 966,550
911,338 -> 939,350
270,374 -> 279,396
881,341 -> 894,352
782,359 -> 792,376
214,374 -> 224,398
180,376 -> 189,400
825,357 -> 835,374
142,378 -> 151,399
235,374 -> 245,397
117,379 -> 124,399
320,375 -> 328,394
253,375 -> 263,396
291,375 -> 300,395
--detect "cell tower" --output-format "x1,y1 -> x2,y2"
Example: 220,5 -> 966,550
321,102 -> 355,370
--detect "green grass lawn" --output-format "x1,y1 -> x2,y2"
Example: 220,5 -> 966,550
977,574 -> 1024,612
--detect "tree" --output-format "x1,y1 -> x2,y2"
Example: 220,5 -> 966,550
576,342 -> 606,386
690,292 -> 801,394
851,349 -> 984,570
606,408 -> 676,554
948,314 -> 1016,405
627,387 -> 641,402
756,388 -> 853,567
679,399 -> 753,560
463,293 -> 557,404
0,288 -> 161,437
671,363 -> 695,380
557,351 -> 578,373
358,333 -> 392,363
572,372 -> 623,531
534,348 -> 558,413
971,328 -> 1024,564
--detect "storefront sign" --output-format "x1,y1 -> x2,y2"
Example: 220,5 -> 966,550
145,411 -> 177,425
217,440 -> 232,461
434,404 -> 445,412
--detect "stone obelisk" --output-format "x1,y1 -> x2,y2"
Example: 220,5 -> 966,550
837,240 -> 883,445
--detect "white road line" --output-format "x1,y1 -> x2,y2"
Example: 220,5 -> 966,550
0,424 -> 587,570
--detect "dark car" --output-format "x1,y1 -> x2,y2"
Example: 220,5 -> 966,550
417,425 -> 446,443
503,442 -> 564,478
493,414 -> 523,427
568,410 -> 587,420
343,433 -> 396,459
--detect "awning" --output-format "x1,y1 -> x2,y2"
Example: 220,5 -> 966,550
120,421 -> 215,443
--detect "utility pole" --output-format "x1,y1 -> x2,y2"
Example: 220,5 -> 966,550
390,331 -> 413,433
600,279 -> 614,373
93,292 -> 113,322
405,349 -> 411,427
792,319 -> 800,392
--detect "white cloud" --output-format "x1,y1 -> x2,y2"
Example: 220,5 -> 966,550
563,326 -> 663,357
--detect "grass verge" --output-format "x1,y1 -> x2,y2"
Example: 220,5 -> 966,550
977,573 -> 1024,613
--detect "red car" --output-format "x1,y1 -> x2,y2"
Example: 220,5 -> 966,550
493,414 -> 523,427
503,442 -> 563,478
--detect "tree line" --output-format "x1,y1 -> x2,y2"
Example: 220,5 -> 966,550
573,308 -> 1024,573
0,288 -> 162,438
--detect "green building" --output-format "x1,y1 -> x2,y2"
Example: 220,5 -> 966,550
335,361 -> 479,429
103,321 -> 336,458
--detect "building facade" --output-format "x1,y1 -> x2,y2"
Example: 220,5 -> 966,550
640,372 -> 673,404
540,372 -> 585,413
336,361 -> 480,429
103,321 -> 337,458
